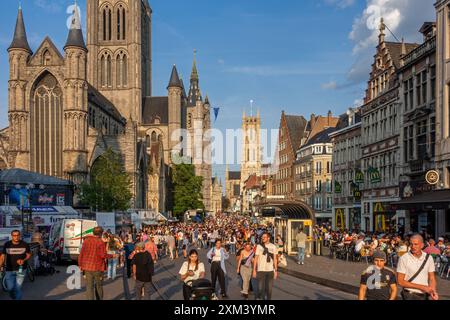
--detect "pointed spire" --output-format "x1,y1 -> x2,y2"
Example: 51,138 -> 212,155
65,2 -> 86,51
168,65 -> 182,89
379,17 -> 385,44
188,50 -> 202,105
204,94 -> 210,105
9,5 -> 32,53
191,49 -> 199,80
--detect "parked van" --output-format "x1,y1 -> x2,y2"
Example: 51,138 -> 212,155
49,219 -> 98,262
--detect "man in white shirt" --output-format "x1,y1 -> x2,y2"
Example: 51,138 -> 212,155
397,234 -> 438,300
253,232 -> 278,300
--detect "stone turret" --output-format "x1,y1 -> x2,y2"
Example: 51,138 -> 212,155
63,3 -> 88,183
8,6 -> 32,168
167,65 -> 182,158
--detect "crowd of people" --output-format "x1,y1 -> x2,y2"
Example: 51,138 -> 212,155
1,213 -> 449,301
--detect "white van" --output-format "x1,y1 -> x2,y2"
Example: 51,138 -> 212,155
49,219 -> 98,262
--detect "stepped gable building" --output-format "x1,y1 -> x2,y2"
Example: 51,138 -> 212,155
1,1 -> 213,212
360,18 -> 418,233
272,112 -> 308,199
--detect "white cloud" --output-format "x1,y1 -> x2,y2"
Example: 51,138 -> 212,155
321,81 -> 338,90
347,0 -> 435,84
324,0 -> 356,9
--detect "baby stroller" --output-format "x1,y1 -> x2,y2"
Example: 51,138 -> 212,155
188,279 -> 218,300
34,248 -> 57,276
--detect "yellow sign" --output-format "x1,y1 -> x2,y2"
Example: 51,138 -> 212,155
335,208 -> 345,230
373,202 -> 385,213
304,220 -> 312,227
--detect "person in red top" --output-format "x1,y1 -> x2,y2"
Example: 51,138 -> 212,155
78,227 -> 112,300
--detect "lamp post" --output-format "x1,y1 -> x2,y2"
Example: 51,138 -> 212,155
26,183 -> 36,233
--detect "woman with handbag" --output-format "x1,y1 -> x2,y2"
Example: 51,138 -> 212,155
236,242 -> 254,299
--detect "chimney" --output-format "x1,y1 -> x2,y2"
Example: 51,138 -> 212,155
310,114 -> 316,128
327,110 -> 332,126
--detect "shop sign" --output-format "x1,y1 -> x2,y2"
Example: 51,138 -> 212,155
425,170 -> 439,185
335,208 -> 345,230
400,181 -> 435,199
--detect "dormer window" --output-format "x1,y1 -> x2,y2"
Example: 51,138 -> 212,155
43,50 -> 51,66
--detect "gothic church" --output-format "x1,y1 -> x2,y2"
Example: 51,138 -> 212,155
0,0 -> 213,213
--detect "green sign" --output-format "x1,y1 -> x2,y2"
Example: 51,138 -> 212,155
368,166 -> 381,184
355,170 -> 364,184
334,181 -> 342,194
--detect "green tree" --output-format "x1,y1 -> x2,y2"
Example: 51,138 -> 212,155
172,163 -> 204,216
80,148 -> 132,212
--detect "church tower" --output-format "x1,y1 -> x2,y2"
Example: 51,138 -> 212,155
63,4 -> 89,184
7,6 -> 32,169
86,0 -> 152,122
241,108 -> 262,187
186,52 -> 212,211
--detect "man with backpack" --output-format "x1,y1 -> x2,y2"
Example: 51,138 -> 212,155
253,232 -> 278,300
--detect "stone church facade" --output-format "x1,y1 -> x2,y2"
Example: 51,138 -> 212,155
0,1 -> 213,213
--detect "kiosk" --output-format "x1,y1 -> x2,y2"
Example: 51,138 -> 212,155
258,201 -> 314,256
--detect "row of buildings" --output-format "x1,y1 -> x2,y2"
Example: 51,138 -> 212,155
225,2 -> 450,239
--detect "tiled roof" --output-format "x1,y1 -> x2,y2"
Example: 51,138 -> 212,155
385,42 -> 419,69
0,169 -> 72,186
142,97 -> 169,125
87,84 -> 126,124
284,115 -> 308,152
303,127 -> 336,147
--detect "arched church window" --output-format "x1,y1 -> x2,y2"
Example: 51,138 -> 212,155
122,8 -> 126,40
117,8 -> 121,40
102,9 -> 106,41
100,55 -> 105,87
30,72 -> 63,177
122,55 -> 127,86
107,55 -> 112,87
108,9 -> 112,41
116,52 -> 128,88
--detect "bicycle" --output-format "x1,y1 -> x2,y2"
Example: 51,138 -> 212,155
1,267 -> 7,292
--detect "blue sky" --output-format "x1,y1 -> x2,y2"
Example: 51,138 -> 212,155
0,0 -> 436,182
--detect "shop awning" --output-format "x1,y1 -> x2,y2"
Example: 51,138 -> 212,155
393,190 -> 450,209
258,201 -> 314,220
0,206 -> 78,215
